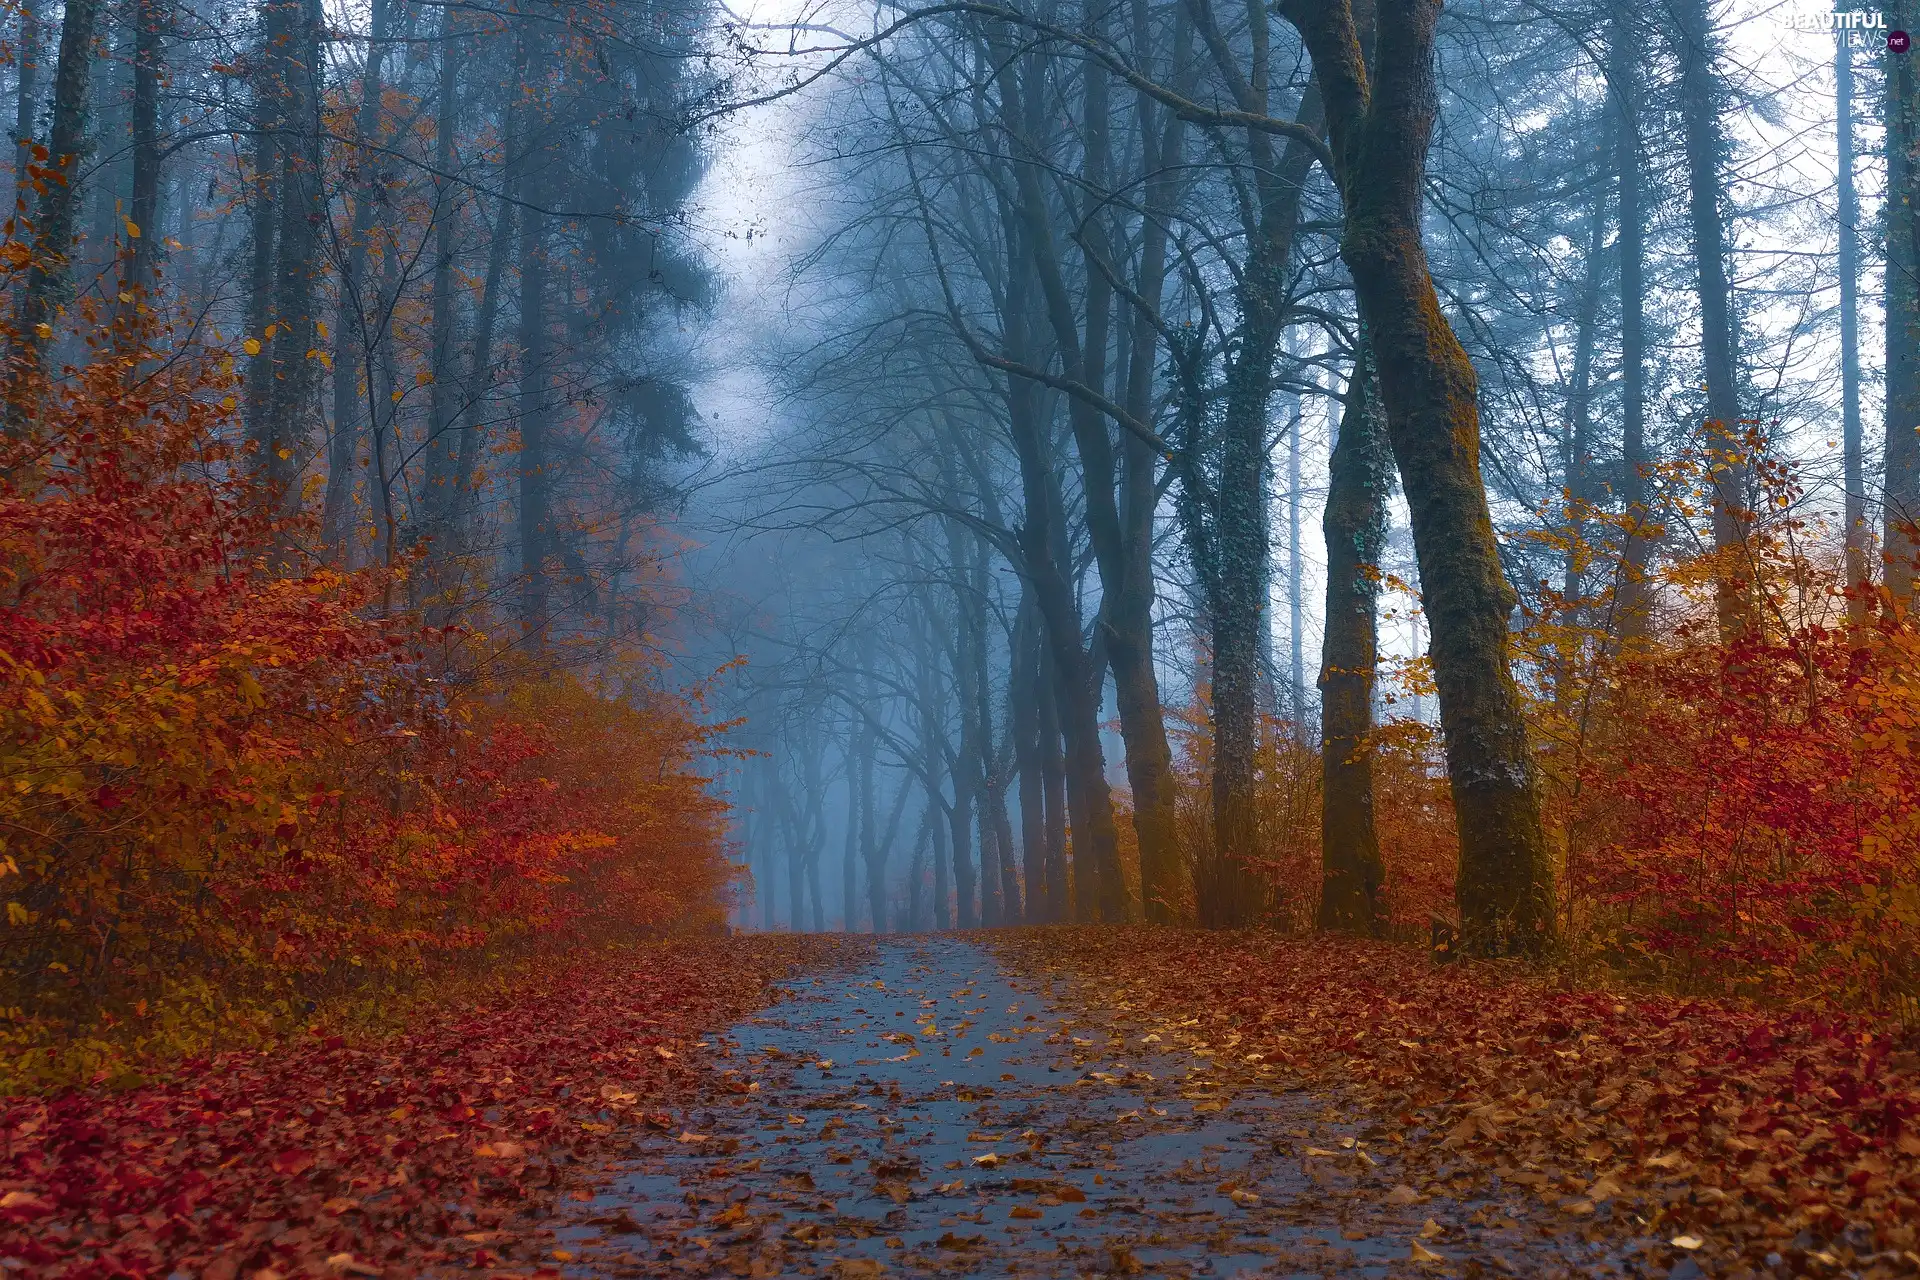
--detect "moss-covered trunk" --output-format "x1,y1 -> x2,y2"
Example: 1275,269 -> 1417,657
1317,351 -> 1388,936
1285,0 -> 1555,956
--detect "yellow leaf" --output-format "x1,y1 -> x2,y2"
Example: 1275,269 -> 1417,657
243,337 -> 261,356
33,322 -> 50,339
117,291 -> 132,304
123,218 -> 140,238
1671,1235 -> 1704,1251
474,1141 -> 525,1159
316,319 -> 329,338
1409,1241 -> 1445,1263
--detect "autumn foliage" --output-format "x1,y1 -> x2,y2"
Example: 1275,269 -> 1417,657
0,934 -> 855,1278
0,315 -> 737,1083
1152,440 -> 1920,1019
1524,445 -> 1920,1016
1000,927 -> 1920,1275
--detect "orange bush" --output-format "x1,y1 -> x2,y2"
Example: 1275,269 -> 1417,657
1527,443 -> 1920,1012
0,318 -> 736,1079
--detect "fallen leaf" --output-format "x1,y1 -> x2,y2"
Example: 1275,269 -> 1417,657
473,1141 -> 524,1159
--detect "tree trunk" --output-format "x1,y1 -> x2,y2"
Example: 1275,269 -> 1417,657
914,610 -> 955,930
516,199 -> 551,639
988,190 -> 1127,922
10,0 -> 103,380
1287,387 -> 1306,728
808,820 -> 826,931
780,781 -> 806,932
1837,29 -> 1867,626
122,0 -> 163,307
445,187 -> 514,577
1037,640 -> 1070,920
422,8 -> 466,566
843,731 -> 863,930
322,0 -> 391,562
986,35 -> 1150,924
1113,5 -> 1188,924
802,747 -> 828,931
930,782 -> 952,930
1674,0 -> 1752,639
1012,596 -> 1050,923
367,243 -> 402,577
1317,349 -> 1388,936
945,709 -> 975,930
1561,183 -> 1606,618
258,0 -> 326,517
1553,172 -> 1608,703
1883,0 -> 1920,604
1612,5 -> 1652,640
907,808 -> 932,931
240,0 -> 286,460
1196,85 -> 1322,930
10,0 -> 37,217
1285,0 -> 1556,957
973,659 -> 1001,928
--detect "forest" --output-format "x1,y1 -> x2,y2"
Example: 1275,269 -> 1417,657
1,0 -> 1918,1272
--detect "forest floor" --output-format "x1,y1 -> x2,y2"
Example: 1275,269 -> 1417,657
555,930 -> 1920,1280
0,935 -> 864,1279
557,934 -> 1757,1280
8,928 -> 1917,1279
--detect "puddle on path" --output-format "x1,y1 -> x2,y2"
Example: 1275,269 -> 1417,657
558,939 -> 1654,1278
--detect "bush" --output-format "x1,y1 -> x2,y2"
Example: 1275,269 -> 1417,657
0,321 -> 736,1083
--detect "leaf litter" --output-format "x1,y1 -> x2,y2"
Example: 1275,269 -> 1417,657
556,937 -> 1651,1278
0,935 -> 864,1278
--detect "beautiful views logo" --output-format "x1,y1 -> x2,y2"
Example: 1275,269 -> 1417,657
1777,7 -> 1902,46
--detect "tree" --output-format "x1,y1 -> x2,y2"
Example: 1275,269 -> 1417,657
1282,0 -> 1557,955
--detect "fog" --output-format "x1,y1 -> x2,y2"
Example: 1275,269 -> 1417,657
18,0 -> 1898,938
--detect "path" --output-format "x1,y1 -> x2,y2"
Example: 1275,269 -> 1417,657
558,939 -> 1655,1278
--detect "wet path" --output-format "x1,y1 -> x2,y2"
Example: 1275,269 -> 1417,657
558,939 -> 1644,1278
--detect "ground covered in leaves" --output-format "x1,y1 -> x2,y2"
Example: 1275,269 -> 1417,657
11,928 -> 1918,1279
561,938 -> 1659,1278
993,928 -> 1920,1279
0,935 -> 866,1279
